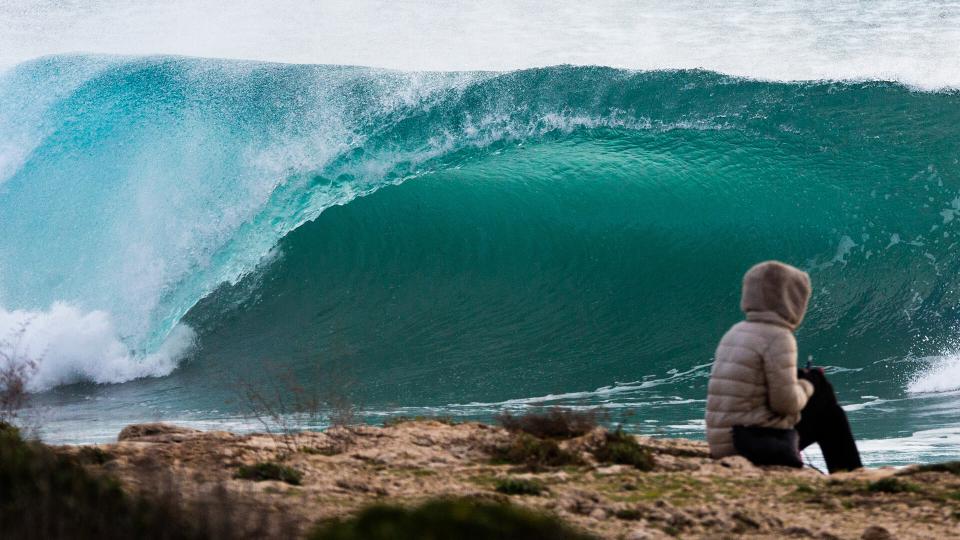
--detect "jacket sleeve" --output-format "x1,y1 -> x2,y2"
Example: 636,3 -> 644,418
762,331 -> 814,416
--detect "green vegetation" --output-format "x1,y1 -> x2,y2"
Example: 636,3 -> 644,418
235,461 -> 303,485
613,507 -> 643,520
0,422 -> 199,540
300,445 -> 343,456
592,428 -> 654,471
908,461 -> 960,476
600,473 -> 708,504
494,477 -> 545,496
77,446 -> 115,465
308,498 -> 595,540
489,433 -> 582,470
866,478 -> 919,494
496,408 -> 599,439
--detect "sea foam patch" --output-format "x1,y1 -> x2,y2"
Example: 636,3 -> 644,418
907,354 -> 960,394
0,303 -> 194,391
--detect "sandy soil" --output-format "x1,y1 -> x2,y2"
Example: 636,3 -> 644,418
57,420 -> 960,539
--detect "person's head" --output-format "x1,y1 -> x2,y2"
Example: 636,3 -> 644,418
740,261 -> 811,330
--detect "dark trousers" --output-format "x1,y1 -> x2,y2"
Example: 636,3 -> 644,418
796,369 -> 863,473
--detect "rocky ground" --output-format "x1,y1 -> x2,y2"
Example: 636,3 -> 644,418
57,420 -> 960,539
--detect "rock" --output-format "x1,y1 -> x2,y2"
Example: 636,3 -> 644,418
783,526 -> 815,537
117,423 -> 201,442
595,464 -> 628,475
730,510 -> 763,532
626,529 -> 654,540
335,478 -> 388,496
820,497 -> 843,512
655,454 -> 700,471
861,525 -> 895,540
718,455 -> 756,470
818,532 -> 843,540
589,507 -> 608,520
547,471 -> 570,482
668,508 -> 696,529
560,490 -> 602,515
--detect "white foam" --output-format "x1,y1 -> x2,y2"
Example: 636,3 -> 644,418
0,303 -> 195,392
1,1 -> 959,89
450,363 -> 712,410
907,354 -> 960,394
841,397 -> 890,413
855,426 -> 960,466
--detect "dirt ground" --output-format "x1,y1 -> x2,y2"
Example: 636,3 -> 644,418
59,420 -> 960,539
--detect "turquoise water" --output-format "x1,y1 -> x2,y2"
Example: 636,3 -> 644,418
2,55 -> 960,465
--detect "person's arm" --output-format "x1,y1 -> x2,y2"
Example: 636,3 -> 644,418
763,332 -> 814,415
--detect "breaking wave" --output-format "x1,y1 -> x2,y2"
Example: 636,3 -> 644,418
1,55 -> 960,402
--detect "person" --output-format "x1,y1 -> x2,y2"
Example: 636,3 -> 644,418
705,260 -> 861,472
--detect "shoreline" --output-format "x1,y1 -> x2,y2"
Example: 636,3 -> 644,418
49,419 -> 960,539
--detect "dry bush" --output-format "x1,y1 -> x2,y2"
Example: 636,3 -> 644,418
495,408 -> 602,440
145,469 -> 304,538
488,433 -> 583,471
1,419 -> 305,540
229,360 -> 359,457
0,322 -> 40,433
591,428 -> 654,471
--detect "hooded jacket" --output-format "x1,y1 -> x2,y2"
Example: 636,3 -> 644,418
705,261 -> 815,458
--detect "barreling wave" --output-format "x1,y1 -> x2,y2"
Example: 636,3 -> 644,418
2,54 -> 960,398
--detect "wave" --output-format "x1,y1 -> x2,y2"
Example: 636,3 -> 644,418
0,304 -> 194,391
907,355 -> 960,394
2,55 -> 960,397
2,2 -> 960,90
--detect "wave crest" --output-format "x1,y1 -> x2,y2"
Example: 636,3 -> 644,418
0,303 -> 194,392
907,355 -> 960,394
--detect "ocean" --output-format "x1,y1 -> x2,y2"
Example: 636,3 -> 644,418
1,1 -> 959,467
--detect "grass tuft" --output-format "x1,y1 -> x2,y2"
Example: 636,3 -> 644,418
300,445 -> 343,456
495,408 -> 599,440
592,428 -> 654,471
489,433 -> 583,471
235,461 -> 303,485
614,508 -> 644,520
494,477 -> 545,496
867,478 -> 918,494
910,461 -> 960,476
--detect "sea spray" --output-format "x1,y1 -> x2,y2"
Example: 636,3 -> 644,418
0,304 -> 195,391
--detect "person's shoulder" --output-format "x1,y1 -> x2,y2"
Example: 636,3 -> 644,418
732,320 -> 795,347
718,320 -> 783,347
728,320 -> 791,336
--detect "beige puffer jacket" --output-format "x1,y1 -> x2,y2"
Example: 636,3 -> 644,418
705,261 -> 816,458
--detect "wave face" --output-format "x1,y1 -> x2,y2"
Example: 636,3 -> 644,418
4,56 -> 960,462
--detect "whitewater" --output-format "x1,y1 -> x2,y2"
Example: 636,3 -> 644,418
2,1 -> 960,466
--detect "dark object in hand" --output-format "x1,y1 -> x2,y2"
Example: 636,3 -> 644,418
796,367 -> 863,473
